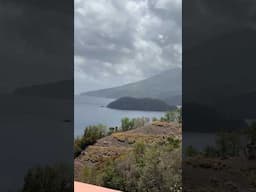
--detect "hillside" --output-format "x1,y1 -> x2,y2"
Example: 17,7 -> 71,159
107,97 -> 175,111
13,80 -> 73,100
184,28 -> 256,118
83,68 -> 181,106
74,121 -> 181,190
183,103 -> 247,132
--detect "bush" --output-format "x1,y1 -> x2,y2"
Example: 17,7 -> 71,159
216,131 -> 240,157
152,117 -> 158,121
203,146 -> 219,158
21,164 -> 72,192
121,117 -> 150,131
246,122 -> 256,143
99,140 -> 181,192
102,161 -> 125,191
185,145 -> 198,157
74,137 -> 83,158
74,124 -> 107,158
161,108 -> 182,123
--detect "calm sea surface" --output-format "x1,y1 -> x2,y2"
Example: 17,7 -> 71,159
75,95 -> 219,150
74,95 -> 166,137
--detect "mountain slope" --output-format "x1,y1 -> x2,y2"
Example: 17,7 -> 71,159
13,80 -> 73,100
83,68 -> 181,105
183,28 -> 256,118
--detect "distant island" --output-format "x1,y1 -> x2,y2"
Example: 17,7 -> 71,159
107,97 -> 175,111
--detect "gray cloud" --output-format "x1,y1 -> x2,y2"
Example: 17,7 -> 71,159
183,0 -> 256,49
75,0 -> 181,94
0,1 -> 73,92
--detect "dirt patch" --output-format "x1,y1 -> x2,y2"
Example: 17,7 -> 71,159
74,122 -> 181,181
183,156 -> 256,192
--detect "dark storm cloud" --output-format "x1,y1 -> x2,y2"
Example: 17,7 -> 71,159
75,0 -> 181,94
0,0 -> 73,92
199,0 -> 256,22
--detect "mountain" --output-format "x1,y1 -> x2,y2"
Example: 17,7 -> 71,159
183,102 -> 247,132
107,97 -> 175,111
13,80 -> 73,100
83,68 -> 181,106
184,28 -> 256,119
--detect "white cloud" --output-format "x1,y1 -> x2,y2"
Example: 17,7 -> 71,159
75,0 -> 181,94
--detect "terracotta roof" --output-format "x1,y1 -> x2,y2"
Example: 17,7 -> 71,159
74,181 -> 122,192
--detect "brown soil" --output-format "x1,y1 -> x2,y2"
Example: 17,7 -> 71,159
74,121 -> 181,181
183,156 -> 256,192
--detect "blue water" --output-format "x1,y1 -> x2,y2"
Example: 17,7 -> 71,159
74,95 -> 166,137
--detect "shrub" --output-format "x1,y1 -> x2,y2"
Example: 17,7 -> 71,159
100,141 -> 181,192
161,108 -> 182,123
185,145 -> 198,157
121,117 -> 150,131
216,131 -> 240,157
203,146 -> 219,158
74,124 -> 107,158
21,164 -> 72,192
246,122 -> 256,143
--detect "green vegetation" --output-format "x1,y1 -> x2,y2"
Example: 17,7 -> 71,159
74,117 -> 151,158
160,108 -> 182,123
183,122 -> 256,191
185,131 -> 241,158
21,164 -> 72,192
107,97 -> 176,111
216,131 -> 240,158
245,121 -> 256,143
82,139 -> 181,192
74,124 -> 107,158
121,117 -> 150,131
75,111 -> 182,191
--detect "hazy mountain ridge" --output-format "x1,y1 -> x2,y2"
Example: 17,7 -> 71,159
83,68 -> 182,106
13,80 -> 73,100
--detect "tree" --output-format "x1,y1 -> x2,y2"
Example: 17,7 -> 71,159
121,117 -> 131,131
185,145 -> 198,157
216,131 -> 240,157
21,164 -> 72,192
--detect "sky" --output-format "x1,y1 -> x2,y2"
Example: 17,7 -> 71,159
0,0 -> 73,93
183,0 -> 256,49
75,0 -> 182,94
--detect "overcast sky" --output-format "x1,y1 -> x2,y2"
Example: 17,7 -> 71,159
75,0 -> 181,94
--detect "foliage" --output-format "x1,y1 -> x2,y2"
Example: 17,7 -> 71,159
185,145 -> 198,157
245,122 -> 256,143
152,117 -> 158,121
121,117 -> 150,131
83,138 -> 182,192
161,108 -> 182,123
74,136 -> 83,158
108,127 -> 115,135
216,131 -> 240,157
203,146 -> 219,158
21,164 -> 72,192
74,124 -> 107,158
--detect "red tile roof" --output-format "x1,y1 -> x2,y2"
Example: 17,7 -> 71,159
74,181 -> 122,192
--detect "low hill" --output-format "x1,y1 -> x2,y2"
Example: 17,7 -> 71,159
83,68 -> 181,106
107,97 -> 175,111
74,121 -> 181,186
183,103 -> 247,132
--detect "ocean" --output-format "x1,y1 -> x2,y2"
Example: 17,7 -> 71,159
74,95 -> 166,137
